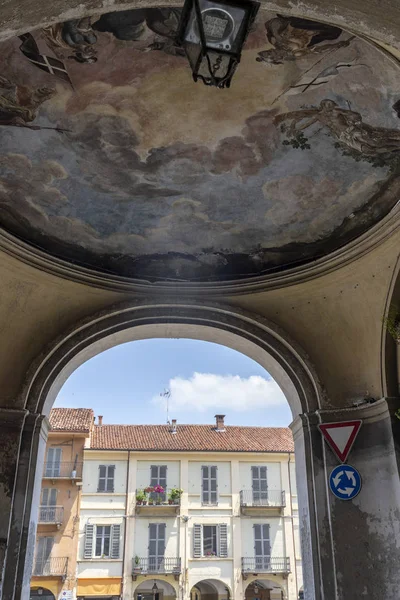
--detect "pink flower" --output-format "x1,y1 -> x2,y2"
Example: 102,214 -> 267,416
153,485 -> 165,494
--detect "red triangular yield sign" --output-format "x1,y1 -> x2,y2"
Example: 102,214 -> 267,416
318,420 -> 362,463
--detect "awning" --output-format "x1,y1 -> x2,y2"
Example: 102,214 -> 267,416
77,578 -> 122,596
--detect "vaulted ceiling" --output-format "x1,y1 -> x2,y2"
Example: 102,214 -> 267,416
0,8 -> 399,282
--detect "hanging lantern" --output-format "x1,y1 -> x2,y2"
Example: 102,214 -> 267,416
177,0 -> 260,88
253,584 -> 259,595
152,582 -> 159,597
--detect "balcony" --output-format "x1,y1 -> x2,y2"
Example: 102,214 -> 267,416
132,557 -> 181,580
135,489 -> 181,516
38,506 -> 64,527
32,557 -> 68,578
42,462 -> 83,480
239,490 -> 286,515
241,557 -> 291,578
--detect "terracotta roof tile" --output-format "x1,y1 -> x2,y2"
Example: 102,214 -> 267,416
49,408 -> 94,433
90,424 -> 294,453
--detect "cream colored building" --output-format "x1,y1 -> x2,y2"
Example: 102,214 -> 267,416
77,415 -> 302,600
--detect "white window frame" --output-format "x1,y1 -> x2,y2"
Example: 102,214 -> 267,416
45,448 -> 62,477
203,524 -> 218,556
193,523 -> 228,558
94,525 -> 112,558
97,464 -> 115,493
201,465 -> 218,505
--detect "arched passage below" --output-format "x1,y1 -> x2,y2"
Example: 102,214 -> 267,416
244,578 -> 286,600
190,578 -> 232,600
5,300 -> 400,600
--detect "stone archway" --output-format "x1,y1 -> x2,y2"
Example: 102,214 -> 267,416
244,579 -> 286,600
190,579 -> 230,600
29,588 -> 55,600
4,299 -> 400,600
134,578 -> 177,600
15,300 -> 325,600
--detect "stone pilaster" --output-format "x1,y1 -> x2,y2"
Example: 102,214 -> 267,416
0,408 -> 28,599
13,416 -> 49,600
292,398 -> 400,600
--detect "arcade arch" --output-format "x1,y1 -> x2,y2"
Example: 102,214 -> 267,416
190,578 -> 231,600
134,578 -> 178,600
29,588 -> 56,600
244,579 -> 286,600
5,300 -> 400,600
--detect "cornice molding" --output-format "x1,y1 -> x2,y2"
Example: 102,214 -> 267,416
0,202 -> 398,297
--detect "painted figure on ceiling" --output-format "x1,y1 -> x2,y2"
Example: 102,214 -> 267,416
275,99 -> 400,156
257,15 -> 350,65
93,8 -> 184,55
0,75 -> 56,129
43,18 -> 98,63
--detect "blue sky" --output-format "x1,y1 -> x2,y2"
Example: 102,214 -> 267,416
55,339 -> 292,427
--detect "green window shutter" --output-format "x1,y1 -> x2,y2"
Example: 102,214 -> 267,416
193,524 -> 202,558
84,523 -> 94,559
218,523 -> 228,558
111,524 -> 121,559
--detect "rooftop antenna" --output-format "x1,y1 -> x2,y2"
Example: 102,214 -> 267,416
160,389 -> 171,424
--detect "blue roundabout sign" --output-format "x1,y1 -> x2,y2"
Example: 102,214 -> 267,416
329,464 -> 362,500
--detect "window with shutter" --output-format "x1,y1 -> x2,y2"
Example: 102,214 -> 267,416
45,448 -> 62,477
84,523 -> 94,559
218,524 -> 228,557
148,523 -> 166,569
252,466 -> 268,505
201,466 -> 218,505
254,523 -> 271,569
203,525 -> 218,556
95,525 -> 112,557
40,488 -> 57,521
150,465 -> 167,501
34,537 -> 54,574
111,524 -> 121,559
193,524 -> 202,558
98,465 -> 115,492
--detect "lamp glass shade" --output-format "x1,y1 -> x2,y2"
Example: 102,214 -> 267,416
177,0 -> 259,87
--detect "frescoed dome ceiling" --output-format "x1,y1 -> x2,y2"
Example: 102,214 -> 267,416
0,8 -> 399,283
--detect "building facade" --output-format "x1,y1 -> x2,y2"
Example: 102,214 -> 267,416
77,415 -> 302,600
30,409 -> 94,600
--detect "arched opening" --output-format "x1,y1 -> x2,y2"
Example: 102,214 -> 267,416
244,579 -> 286,600
135,578 -> 177,600
29,588 -> 56,600
190,579 -> 231,600
15,302 -> 324,600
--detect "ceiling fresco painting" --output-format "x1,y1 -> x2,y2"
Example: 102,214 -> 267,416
0,9 -> 399,282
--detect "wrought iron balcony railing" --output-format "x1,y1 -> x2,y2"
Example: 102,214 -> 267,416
38,506 -> 64,524
43,462 -> 83,479
132,557 -> 181,574
32,557 -> 68,577
241,557 -> 291,574
135,489 -> 181,506
240,489 -> 286,508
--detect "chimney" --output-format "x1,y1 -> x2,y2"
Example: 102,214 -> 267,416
215,414 -> 225,432
98,415 -> 103,426
171,419 -> 177,434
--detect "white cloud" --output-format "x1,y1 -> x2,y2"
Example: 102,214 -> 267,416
153,373 -> 286,413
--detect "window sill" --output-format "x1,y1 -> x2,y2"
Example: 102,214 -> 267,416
79,558 -> 122,562
190,557 -> 232,561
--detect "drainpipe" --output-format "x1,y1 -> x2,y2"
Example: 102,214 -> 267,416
121,450 -> 131,600
287,452 -> 298,599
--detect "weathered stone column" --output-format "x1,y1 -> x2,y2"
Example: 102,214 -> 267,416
12,416 -> 49,600
292,398 -> 400,600
0,408 -> 27,598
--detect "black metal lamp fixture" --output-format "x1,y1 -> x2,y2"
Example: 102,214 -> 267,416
152,581 -> 159,597
177,0 -> 260,88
